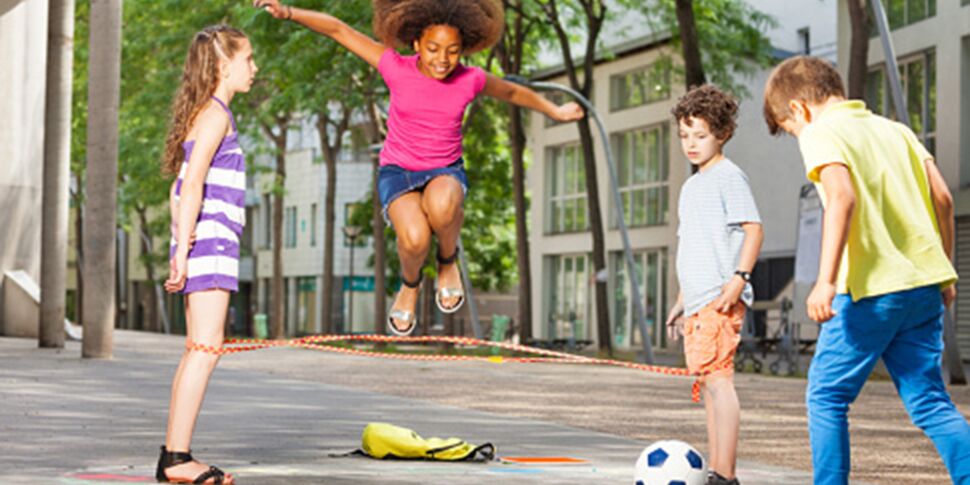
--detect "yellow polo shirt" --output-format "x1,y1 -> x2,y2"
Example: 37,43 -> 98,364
797,100 -> 956,300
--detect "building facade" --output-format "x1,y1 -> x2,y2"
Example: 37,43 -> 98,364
527,1 -> 838,351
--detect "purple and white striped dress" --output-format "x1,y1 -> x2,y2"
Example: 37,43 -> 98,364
170,97 -> 246,294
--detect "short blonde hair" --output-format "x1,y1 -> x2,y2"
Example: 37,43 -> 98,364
763,56 -> 845,135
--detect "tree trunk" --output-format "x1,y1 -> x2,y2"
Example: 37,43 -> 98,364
509,105 -> 532,343
540,0 -> 612,355
846,0 -> 870,100
271,135 -> 287,339
82,0 -> 122,359
315,110 -> 350,335
73,186 -> 84,325
135,206 -> 170,333
366,99 -> 387,337
675,0 -> 707,89
40,0 -> 75,348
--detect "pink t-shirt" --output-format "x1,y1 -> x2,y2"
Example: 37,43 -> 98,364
377,49 -> 487,171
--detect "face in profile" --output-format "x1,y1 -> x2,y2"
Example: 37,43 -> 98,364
413,24 -> 462,80
224,37 -> 258,93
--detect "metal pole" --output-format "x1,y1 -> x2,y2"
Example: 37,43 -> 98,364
348,237 -> 355,334
872,0 -> 965,383
505,75 -> 655,363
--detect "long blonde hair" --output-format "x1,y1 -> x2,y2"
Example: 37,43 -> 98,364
162,25 -> 248,174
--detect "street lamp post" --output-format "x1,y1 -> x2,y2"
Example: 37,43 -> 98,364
504,75 -> 655,364
343,225 -> 363,334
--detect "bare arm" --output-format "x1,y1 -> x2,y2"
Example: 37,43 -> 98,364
481,74 -> 584,123
255,0 -> 385,68
712,222 -> 763,313
924,158 -> 954,260
806,163 -> 855,322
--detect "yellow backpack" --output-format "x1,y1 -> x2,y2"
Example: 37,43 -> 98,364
356,423 -> 495,461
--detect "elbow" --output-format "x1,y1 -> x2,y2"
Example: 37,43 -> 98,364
935,191 -> 954,218
832,192 -> 856,217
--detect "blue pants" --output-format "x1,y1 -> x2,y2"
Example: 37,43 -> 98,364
807,285 -> 970,485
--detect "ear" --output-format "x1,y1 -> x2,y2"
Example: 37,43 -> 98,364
787,99 -> 809,122
413,39 -> 420,53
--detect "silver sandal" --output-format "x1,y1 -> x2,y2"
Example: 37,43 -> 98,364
435,248 -> 465,314
387,273 -> 421,336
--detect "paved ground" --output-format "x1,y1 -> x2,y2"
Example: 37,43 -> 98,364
1,330 -> 967,484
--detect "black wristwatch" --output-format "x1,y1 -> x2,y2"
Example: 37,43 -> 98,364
734,270 -> 751,282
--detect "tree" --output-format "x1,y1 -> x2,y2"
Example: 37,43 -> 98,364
82,0 -> 123,358
535,0 -> 613,355
846,0 -> 870,99
41,0 -> 76,348
493,0 -> 549,344
644,0 -> 775,97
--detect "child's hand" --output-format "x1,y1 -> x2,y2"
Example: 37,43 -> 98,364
713,276 -> 745,313
164,251 -> 188,293
554,102 -> 584,122
665,304 -> 684,342
254,0 -> 289,19
943,285 -> 957,307
807,281 -> 837,323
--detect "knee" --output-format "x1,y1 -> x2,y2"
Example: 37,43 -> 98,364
425,187 -> 463,227
397,223 -> 431,256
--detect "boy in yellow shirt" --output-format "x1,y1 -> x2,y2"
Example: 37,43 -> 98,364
763,56 -> 969,485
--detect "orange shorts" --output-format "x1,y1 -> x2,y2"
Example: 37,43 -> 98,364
683,300 -> 745,382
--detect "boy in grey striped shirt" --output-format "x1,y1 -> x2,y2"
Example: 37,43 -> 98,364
665,85 -> 764,485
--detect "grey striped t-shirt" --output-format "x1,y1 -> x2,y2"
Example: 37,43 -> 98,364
676,159 -> 762,316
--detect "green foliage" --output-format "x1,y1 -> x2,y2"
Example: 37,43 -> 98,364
638,0 -> 776,98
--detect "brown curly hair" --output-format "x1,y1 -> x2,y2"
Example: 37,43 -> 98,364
671,84 -> 739,142
162,25 -> 248,175
373,0 -> 504,54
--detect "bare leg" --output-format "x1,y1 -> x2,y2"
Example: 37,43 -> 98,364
387,192 -> 433,331
706,374 -> 740,479
703,382 -> 718,475
421,176 -> 464,308
163,289 -> 233,484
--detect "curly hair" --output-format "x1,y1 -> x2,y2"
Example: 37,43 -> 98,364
671,84 -> 739,142
373,0 -> 504,54
162,25 -> 248,175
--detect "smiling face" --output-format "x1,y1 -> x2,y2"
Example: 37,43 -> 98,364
222,37 -> 257,94
413,24 -> 462,80
678,116 -> 725,169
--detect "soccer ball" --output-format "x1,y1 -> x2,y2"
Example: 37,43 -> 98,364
633,440 -> 707,485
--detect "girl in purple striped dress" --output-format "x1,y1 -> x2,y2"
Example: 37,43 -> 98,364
157,25 -> 257,485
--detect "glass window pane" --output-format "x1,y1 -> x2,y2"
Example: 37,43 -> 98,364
646,129 -> 659,182
578,198 -> 588,230
564,199 -> 575,231
928,51 -> 936,134
907,0 -> 925,22
907,59 -> 924,135
660,186 -> 670,224
888,0 -> 905,29
634,189 -> 647,226
866,69 -> 885,115
634,131 -> 648,184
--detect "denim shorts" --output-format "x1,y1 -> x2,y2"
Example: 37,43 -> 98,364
378,158 -> 468,225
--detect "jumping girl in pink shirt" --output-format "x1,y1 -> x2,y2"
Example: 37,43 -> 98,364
256,0 -> 583,335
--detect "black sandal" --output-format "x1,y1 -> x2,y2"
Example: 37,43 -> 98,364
388,273 -> 422,336
435,248 -> 465,314
156,446 -> 232,484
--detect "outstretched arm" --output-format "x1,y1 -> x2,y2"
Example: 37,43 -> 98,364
255,0 -> 385,68
481,74 -> 584,123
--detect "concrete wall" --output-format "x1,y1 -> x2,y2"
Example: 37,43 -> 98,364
0,0 -> 50,333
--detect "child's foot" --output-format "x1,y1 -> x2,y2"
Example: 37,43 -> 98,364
435,249 -> 464,313
162,460 -> 234,484
706,471 -> 739,485
388,282 -> 420,335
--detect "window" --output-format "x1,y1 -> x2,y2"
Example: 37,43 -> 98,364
310,203 -> 318,247
611,123 -> 670,228
547,254 -> 591,341
546,144 -> 588,234
285,206 -> 297,248
611,249 -> 668,348
865,50 -> 937,153
797,27 -> 811,55
869,0 -> 936,32
610,63 -> 671,112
